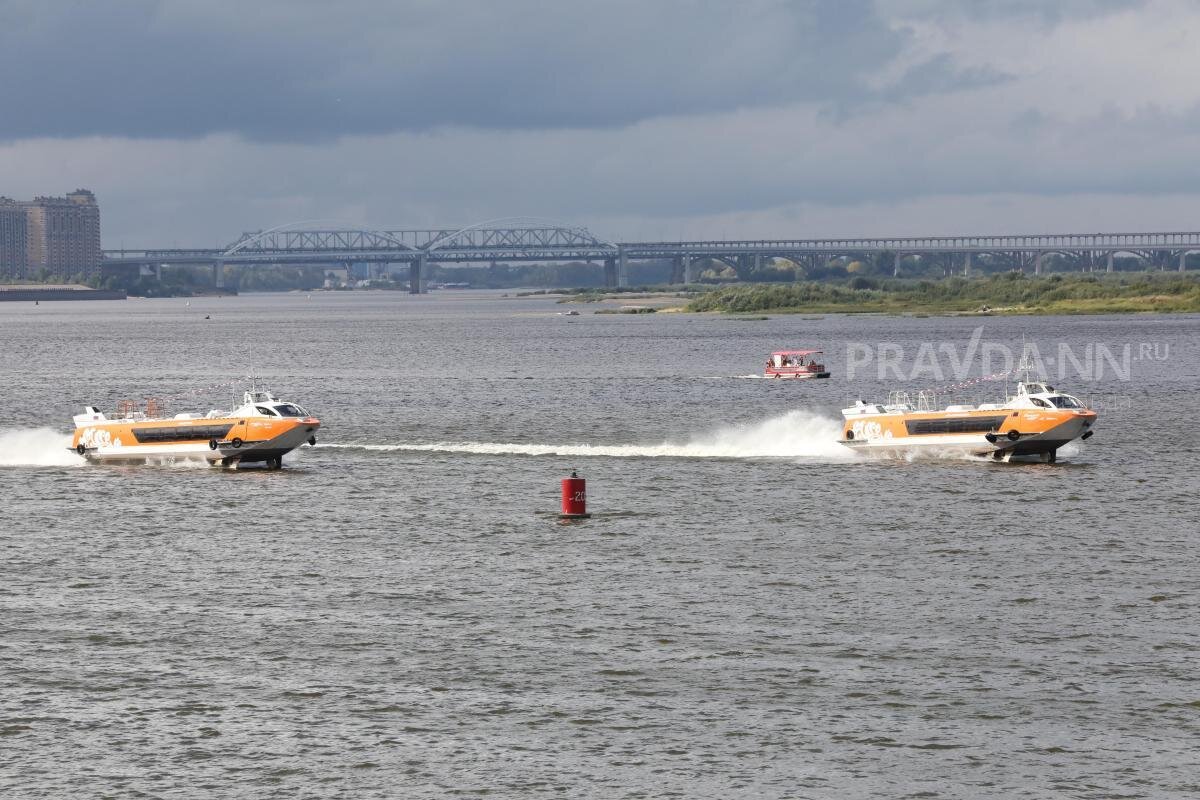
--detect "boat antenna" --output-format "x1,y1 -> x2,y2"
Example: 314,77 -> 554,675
1008,333 -> 1024,399
1015,332 -> 1039,389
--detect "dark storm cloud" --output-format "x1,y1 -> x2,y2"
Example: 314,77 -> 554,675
1,0 -> 989,142
4,0 -> 1192,244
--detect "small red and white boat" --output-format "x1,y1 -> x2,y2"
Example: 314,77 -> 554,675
765,350 -> 830,379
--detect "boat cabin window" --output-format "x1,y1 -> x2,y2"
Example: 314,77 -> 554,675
256,406 -> 278,416
1047,395 -> 1083,409
772,354 -> 815,368
1031,398 -> 1051,408
273,404 -> 306,417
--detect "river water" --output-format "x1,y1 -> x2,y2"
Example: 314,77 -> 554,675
1,291 -> 1197,798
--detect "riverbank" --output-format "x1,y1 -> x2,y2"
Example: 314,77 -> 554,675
684,273 -> 1200,315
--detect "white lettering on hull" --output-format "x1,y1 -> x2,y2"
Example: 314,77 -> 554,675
850,420 -> 890,441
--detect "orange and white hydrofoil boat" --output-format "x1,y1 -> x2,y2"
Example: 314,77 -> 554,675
766,350 -> 830,379
840,380 -> 1096,462
70,390 -> 320,469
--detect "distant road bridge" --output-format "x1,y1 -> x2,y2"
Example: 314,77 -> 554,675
102,222 -> 1200,292
625,231 -> 1200,283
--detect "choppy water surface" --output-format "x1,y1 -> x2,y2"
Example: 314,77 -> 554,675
1,292 -> 1197,798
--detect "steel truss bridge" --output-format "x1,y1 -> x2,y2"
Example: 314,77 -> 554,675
102,222 -> 1200,293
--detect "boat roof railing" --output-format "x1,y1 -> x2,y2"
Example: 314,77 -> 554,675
771,349 -> 821,356
887,389 -> 936,411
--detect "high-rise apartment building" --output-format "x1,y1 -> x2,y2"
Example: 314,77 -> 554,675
0,198 -> 29,279
22,190 -> 102,277
0,189 -> 102,278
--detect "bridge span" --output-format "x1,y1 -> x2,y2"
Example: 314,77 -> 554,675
102,222 -> 1200,292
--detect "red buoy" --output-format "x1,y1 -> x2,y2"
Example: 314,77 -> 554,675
560,470 -> 590,519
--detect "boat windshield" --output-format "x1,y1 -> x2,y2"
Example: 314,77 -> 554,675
274,404 -> 307,417
1047,395 -> 1084,409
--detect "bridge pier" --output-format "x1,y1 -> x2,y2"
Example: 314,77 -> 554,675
683,256 -> 695,284
1106,251 -> 1114,273
1035,253 -> 1045,275
617,246 -> 629,288
410,254 -> 428,294
963,251 -> 972,277
669,256 -> 684,284
212,260 -> 225,289
154,264 -> 163,282
1181,250 -> 1188,272
603,258 -> 617,287
893,252 -> 902,278
794,255 -> 807,280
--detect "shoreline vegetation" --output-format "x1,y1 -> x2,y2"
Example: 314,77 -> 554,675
680,273 -> 1200,315
11,269 -> 1198,312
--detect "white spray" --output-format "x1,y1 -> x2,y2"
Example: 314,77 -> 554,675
0,428 -> 85,467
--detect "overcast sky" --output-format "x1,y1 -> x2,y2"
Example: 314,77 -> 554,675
2,0 -> 1197,247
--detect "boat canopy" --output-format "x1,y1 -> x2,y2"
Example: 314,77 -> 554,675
771,349 -> 821,356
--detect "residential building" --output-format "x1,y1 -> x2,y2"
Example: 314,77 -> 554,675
0,198 -> 29,279
22,189 -> 102,277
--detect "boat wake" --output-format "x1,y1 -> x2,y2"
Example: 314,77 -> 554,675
697,374 -> 771,380
331,410 -> 855,461
0,428 -> 85,467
